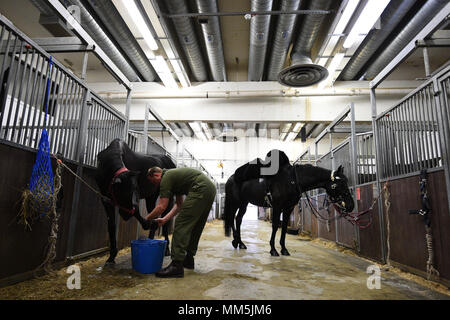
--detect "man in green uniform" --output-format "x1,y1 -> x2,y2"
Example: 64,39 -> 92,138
145,166 -> 216,278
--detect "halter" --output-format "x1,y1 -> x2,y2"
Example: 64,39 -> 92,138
108,167 -> 136,215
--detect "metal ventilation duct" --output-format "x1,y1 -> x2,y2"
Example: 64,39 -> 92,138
339,0 -> 418,80
62,0 -> 141,82
266,0 -> 301,81
363,0 -> 448,80
86,0 -> 157,82
278,0 -> 332,87
166,0 -> 208,82
196,0 -> 227,81
248,0 -> 273,81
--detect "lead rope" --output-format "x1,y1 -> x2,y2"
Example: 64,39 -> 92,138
425,225 -> 439,279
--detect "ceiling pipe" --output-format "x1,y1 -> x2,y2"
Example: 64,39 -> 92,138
266,0 -> 301,81
364,0 -> 449,80
165,0 -> 208,82
278,0 -> 333,87
59,0 -> 142,82
195,0 -> 227,81
99,87 -> 412,99
339,0 -> 418,81
85,0 -> 157,81
248,0 -> 274,81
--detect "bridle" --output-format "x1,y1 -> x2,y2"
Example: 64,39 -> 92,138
108,167 -> 136,216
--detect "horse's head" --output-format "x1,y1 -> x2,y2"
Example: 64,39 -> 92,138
111,170 -> 140,219
323,165 -> 354,213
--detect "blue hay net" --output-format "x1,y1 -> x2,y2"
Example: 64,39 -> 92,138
28,56 -> 54,218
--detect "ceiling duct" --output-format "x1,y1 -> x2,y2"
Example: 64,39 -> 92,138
196,0 -> 227,81
165,0 -> 208,82
61,0 -> 141,82
30,0 -> 74,36
363,0 -> 449,80
215,123 -> 239,142
278,0 -> 332,87
85,0 -> 157,82
339,0 -> 418,80
266,0 -> 301,81
248,0 -> 274,81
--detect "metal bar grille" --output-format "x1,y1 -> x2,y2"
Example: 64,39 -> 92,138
376,81 -> 443,179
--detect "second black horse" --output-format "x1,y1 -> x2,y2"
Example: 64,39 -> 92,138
224,153 -> 354,256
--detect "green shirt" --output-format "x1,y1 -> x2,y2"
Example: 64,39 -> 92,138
159,167 -> 204,198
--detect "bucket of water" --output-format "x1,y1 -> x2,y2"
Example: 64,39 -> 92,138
131,239 -> 167,274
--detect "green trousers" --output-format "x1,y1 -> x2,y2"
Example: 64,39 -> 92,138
171,175 -> 217,262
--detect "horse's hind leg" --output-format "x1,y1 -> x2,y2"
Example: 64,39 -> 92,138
280,207 -> 294,256
269,207 -> 281,256
234,204 -> 248,249
163,223 -> 171,256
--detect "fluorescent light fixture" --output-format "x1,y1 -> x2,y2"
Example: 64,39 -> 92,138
122,0 -> 158,50
334,0 -> 360,35
318,53 -> 345,88
343,0 -> 391,49
292,122 -> 303,132
286,131 -> 299,141
189,122 -> 208,141
201,123 -> 213,140
152,55 -> 178,88
176,72 -> 190,88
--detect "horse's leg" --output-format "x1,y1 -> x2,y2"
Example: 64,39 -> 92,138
229,204 -> 240,249
102,201 -> 118,266
280,207 -> 294,256
163,222 -> 171,256
269,207 -> 281,256
235,204 -> 248,249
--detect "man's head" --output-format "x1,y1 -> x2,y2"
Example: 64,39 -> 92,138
147,166 -> 163,185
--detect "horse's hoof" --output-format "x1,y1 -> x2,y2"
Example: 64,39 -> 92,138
232,239 -> 239,249
270,250 -> 279,257
104,261 -> 116,268
239,243 -> 247,249
281,249 -> 290,256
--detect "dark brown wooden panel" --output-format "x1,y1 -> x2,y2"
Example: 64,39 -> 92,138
358,183 -> 383,262
384,170 -> 450,282
316,194 -> 336,242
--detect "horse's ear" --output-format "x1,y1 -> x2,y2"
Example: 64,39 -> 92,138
336,165 -> 344,175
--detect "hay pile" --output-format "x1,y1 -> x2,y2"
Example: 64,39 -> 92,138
0,248 -> 152,300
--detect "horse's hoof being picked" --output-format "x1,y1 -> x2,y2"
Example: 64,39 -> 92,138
239,243 -> 247,249
232,239 -> 239,249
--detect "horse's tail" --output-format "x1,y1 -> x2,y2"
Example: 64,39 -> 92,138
224,176 -> 236,237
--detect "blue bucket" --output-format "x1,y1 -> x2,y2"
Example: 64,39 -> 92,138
131,239 -> 167,274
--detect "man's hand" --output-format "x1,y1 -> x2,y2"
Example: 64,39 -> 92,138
155,217 -> 166,227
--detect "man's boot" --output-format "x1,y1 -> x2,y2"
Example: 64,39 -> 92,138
183,253 -> 194,269
155,260 -> 184,278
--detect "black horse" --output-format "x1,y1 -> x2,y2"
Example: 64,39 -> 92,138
224,163 -> 354,256
95,139 -> 175,265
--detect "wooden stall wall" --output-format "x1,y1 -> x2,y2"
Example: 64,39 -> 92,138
357,183 -> 383,262
383,170 -> 450,285
0,143 -> 139,286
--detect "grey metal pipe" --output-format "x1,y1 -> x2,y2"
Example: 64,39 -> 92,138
278,0 -> 332,87
266,0 -> 301,81
339,0 -> 418,81
63,0 -> 141,82
86,0 -> 157,82
166,0 -> 208,82
196,0 -> 227,81
248,0 -> 273,81
364,0 -> 448,80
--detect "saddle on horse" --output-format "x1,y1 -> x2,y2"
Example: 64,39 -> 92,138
234,150 -> 291,207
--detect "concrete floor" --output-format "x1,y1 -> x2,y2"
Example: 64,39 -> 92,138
1,219 -> 449,299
